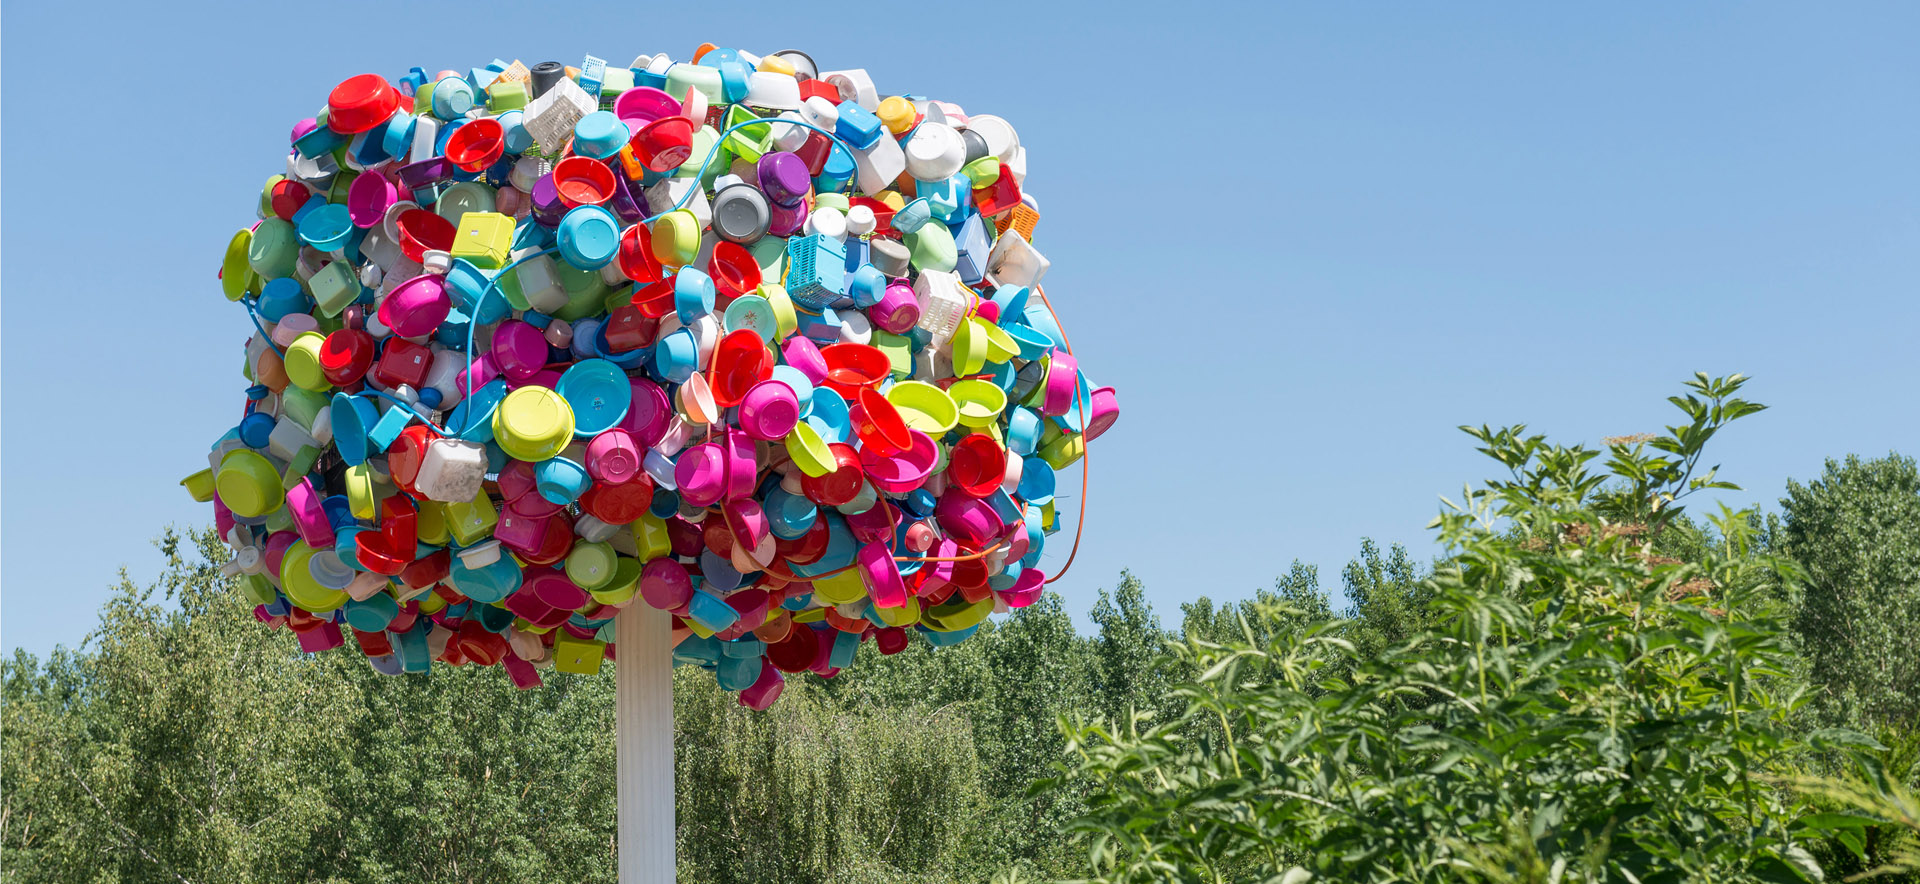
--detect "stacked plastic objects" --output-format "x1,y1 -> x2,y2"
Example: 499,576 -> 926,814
183,46 -> 1119,709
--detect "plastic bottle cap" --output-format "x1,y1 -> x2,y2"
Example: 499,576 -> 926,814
202,49 -> 1118,704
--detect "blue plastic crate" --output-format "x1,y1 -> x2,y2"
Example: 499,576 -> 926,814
785,235 -> 848,310
954,214 -> 991,285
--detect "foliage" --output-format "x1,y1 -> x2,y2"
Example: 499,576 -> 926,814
1088,574 -> 1176,727
1053,374 -> 1873,883
1778,454 -> 1920,731
1785,739 -> 1920,882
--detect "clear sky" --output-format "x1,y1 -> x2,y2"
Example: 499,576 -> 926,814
4,2 -> 1916,658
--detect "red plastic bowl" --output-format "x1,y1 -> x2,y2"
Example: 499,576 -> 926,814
851,387 -> 912,457
552,155 -> 617,207
632,116 -> 695,172
327,74 -> 401,134
819,343 -> 891,398
708,241 -> 762,297
710,329 -> 772,407
945,433 -> 1006,498
800,443 -> 864,507
395,209 -> 455,262
618,223 -> 664,284
766,625 -> 821,673
444,118 -> 506,172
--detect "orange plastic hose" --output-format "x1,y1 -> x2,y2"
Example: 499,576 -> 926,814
1030,285 -> 1090,585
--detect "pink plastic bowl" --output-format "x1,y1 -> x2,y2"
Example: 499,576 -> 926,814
674,442 -> 728,508
738,380 -> 800,441
861,429 -> 937,494
378,274 -> 452,338
935,492 -> 1003,549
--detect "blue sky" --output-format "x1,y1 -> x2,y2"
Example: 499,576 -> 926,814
4,2 -> 1916,657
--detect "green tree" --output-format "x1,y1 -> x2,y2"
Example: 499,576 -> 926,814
1087,572 -> 1171,727
1,529 -> 1069,884
1180,561 -> 1332,652
2,529 -> 368,884
1053,374 -> 1867,883
1339,539 -> 1430,662
1779,454 -> 1920,731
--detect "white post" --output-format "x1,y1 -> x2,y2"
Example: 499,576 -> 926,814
616,602 -> 675,883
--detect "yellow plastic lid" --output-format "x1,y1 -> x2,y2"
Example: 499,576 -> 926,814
283,332 -> 331,392
280,540 -> 349,613
215,449 -> 284,518
565,541 -> 618,591
493,385 -> 575,462
810,568 -> 868,606
873,595 -> 921,628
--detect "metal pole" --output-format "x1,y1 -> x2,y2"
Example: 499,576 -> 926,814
615,602 -> 675,883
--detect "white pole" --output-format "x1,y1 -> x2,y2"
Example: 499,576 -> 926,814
616,602 -> 675,883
